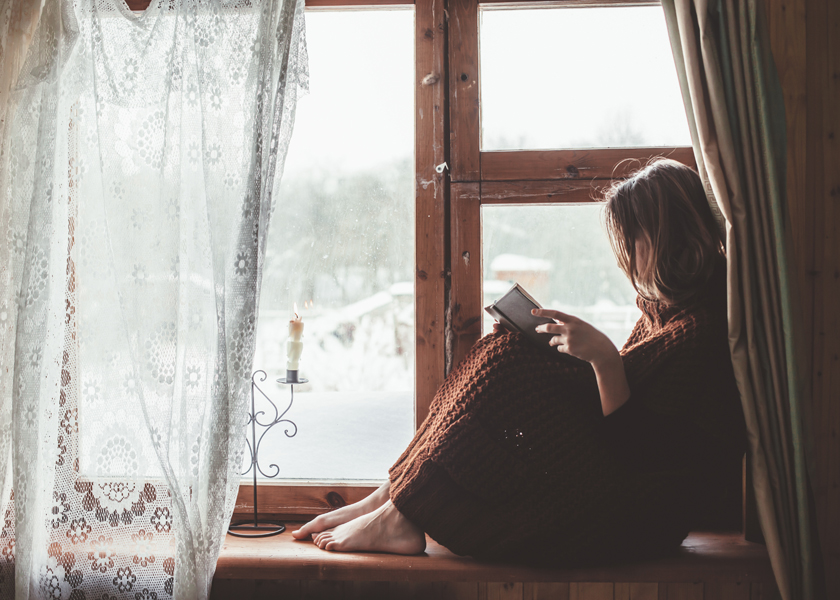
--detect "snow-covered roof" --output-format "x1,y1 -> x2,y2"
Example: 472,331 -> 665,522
339,291 -> 394,321
483,279 -> 514,297
389,281 -> 414,297
489,253 -> 552,273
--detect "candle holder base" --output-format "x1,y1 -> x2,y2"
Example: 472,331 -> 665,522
228,519 -> 286,538
279,372 -> 308,385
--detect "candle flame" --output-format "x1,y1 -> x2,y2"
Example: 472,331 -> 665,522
293,302 -> 299,320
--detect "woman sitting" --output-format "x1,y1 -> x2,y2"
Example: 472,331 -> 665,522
291,159 -> 746,562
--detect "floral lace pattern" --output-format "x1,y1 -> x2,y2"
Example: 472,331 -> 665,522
0,0 -> 308,598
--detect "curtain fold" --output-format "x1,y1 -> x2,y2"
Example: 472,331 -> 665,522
662,2 -> 819,599
0,1 -> 308,598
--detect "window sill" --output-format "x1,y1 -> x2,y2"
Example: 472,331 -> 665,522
214,528 -> 775,584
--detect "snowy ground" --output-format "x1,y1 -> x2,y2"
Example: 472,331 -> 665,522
241,389 -> 413,481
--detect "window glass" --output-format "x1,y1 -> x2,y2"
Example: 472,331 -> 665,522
253,9 -> 415,481
482,205 -> 641,348
480,6 -> 692,150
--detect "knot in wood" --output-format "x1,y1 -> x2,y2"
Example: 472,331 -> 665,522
326,492 -> 346,509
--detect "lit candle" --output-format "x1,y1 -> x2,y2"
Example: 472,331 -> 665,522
286,304 -> 304,373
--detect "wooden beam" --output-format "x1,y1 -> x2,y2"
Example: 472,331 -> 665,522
480,147 -> 696,182
233,483 -> 379,518
479,0 -> 659,6
450,183 -> 482,372
480,179 -> 610,205
125,0 -> 414,8
414,0 -> 448,428
306,0 -> 414,5
811,0 -> 840,595
448,0 -> 481,181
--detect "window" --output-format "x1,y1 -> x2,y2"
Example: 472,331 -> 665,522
240,0 -> 694,517
253,8 -> 416,482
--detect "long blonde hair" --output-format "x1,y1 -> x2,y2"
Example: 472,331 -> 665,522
604,159 -> 724,305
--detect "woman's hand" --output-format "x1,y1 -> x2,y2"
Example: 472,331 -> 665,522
533,308 -> 630,415
532,309 -> 617,368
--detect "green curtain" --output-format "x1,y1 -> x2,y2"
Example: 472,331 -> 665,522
661,1 -> 821,599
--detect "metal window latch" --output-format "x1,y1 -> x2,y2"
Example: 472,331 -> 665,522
435,162 -> 448,174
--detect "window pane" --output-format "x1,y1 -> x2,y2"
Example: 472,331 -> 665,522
253,9 -> 415,481
482,205 -> 641,348
480,6 -> 691,150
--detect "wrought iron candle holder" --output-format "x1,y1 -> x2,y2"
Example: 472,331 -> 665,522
228,370 -> 307,538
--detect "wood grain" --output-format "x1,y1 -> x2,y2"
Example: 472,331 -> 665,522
449,183 -> 482,371
232,483 -> 379,519
486,582 -> 524,600
480,180 -> 609,205
614,582 -> 658,600
209,579 -> 778,600
414,0 -> 448,427
765,0 -> 837,596
214,531 -> 775,583
815,0 -> 840,597
569,582 -> 613,600
448,0 -> 481,180
663,583 -> 703,600
749,581 -> 781,600
802,0 -> 840,596
480,148 -> 696,182
523,582 -> 570,600
704,581 -> 750,600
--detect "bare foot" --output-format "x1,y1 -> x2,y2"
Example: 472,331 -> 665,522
291,482 -> 390,540
311,500 -> 426,555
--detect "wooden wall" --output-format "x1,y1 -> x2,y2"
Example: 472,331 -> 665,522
765,0 -> 839,597
210,580 -> 780,600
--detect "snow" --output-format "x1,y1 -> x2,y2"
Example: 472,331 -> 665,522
490,253 -> 552,273
243,390 -> 413,481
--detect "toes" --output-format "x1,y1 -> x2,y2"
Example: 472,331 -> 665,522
313,530 -> 333,548
292,517 -> 323,539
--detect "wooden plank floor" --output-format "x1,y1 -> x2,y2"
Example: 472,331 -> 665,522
214,529 -> 775,584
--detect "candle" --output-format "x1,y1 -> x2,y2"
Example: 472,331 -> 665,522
286,304 -> 304,371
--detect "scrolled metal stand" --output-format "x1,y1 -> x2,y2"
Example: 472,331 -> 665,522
228,370 -> 307,538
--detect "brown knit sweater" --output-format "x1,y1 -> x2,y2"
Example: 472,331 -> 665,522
389,267 -> 745,563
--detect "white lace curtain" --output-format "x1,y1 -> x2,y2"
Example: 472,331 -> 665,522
0,0 -> 308,598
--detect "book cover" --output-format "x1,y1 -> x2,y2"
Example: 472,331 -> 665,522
484,283 -> 588,366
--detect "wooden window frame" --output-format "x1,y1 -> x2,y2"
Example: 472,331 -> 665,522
234,0 -> 703,520
234,0 -> 448,518
129,0 -> 742,529
447,0 -> 694,368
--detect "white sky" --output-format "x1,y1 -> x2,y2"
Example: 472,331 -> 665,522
282,5 -> 691,177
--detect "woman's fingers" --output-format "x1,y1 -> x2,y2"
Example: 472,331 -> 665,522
534,322 -> 565,335
549,335 -> 565,347
532,308 -> 575,323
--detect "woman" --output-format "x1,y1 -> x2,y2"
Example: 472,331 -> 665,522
291,159 -> 746,562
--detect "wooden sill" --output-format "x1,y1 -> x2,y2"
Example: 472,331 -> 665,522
215,529 -> 775,583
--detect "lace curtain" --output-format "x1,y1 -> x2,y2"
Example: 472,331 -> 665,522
0,0 -> 308,598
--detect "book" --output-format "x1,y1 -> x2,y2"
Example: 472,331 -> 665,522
484,283 -> 588,366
